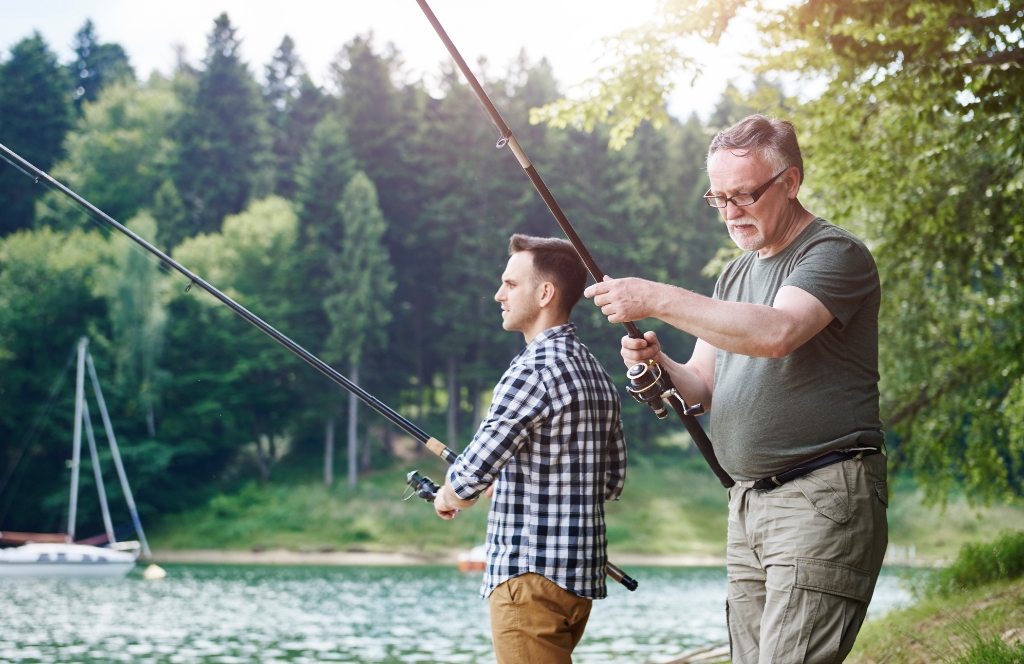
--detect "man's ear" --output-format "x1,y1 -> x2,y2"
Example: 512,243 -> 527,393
538,281 -> 557,309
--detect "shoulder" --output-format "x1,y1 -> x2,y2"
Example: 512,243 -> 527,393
796,218 -> 877,272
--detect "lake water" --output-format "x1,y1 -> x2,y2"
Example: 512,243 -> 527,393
0,565 -> 911,663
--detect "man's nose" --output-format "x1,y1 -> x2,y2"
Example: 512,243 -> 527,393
723,200 -> 745,221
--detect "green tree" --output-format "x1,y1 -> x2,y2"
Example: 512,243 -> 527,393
333,35 -> 437,436
292,112 -> 356,483
173,13 -> 272,241
35,77 -> 181,239
533,0 -> 1024,499
71,20 -> 135,112
168,196 -> 305,481
95,213 -> 169,438
264,36 -> 332,199
0,227 -> 111,532
0,33 -> 74,236
322,172 -> 394,488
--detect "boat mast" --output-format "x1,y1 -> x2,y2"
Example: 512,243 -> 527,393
67,337 -> 88,543
83,399 -> 117,545
85,352 -> 151,559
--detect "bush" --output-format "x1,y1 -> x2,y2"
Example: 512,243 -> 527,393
930,529 -> 1024,596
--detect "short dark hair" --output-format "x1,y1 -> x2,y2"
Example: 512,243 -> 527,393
708,114 -> 804,184
508,234 -> 588,314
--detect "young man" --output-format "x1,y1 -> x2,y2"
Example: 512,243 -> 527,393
433,234 -> 627,664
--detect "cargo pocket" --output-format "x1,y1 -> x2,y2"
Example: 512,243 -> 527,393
792,463 -> 851,524
875,480 -> 889,508
794,557 -> 872,603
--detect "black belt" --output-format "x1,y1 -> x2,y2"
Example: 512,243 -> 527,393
751,448 -> 882,491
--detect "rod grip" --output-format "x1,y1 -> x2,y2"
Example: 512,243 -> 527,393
606,562 -> 638,591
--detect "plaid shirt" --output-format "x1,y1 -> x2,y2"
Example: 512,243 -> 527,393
448,323 -> 627,599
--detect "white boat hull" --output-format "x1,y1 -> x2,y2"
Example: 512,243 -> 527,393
0,542 -> 137,579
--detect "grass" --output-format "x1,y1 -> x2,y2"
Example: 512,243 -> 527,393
850,529 -> 1024,664
148,451 -> 733,554
149,455 -> 489,553
148,450 -> 1024,560
848,577 -> 1024,664
886,484 -> 1024,564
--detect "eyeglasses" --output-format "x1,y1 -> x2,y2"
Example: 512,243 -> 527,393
704,168 -> 789,208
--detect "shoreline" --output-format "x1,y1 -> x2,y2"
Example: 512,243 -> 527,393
150,549 -> 940,567
150,549 -> 730,567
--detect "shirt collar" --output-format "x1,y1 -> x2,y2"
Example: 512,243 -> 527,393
515,323 -> 576,362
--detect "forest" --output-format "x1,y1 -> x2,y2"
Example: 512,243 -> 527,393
0,16 -> 731,534
2,0 -> 1022,539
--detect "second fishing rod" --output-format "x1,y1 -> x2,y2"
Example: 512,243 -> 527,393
414,0 -> 734,488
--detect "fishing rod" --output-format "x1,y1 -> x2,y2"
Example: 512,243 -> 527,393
0,141 -> 639,590
414,0 -> 734,488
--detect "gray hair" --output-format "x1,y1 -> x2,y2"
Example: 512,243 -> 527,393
707,115 -> 804,184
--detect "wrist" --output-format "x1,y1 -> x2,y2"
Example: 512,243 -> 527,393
650,282 -> 680,321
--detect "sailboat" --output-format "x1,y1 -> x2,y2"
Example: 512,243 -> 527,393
0,337 -> 151,578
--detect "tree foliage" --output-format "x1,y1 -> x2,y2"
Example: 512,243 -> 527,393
173,13 -> 272,241
0,22 -> 728,533
534,0 -> 1024,500
0,33 -> 74,235
71,19 -> 135,112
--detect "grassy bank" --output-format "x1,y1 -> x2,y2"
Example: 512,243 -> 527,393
850,530 -> 1024,663
149,452 -> 1024,558
850,577 -> 1024,663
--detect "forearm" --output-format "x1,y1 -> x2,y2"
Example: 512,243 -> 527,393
649,283 -> 802,358
659,351 -> 715,411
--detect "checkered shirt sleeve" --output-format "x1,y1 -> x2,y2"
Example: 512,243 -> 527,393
447,324 -> 627,600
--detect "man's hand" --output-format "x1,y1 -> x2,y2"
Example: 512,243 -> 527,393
621,331 -> 662,369
433,484 -> 461,520
584,276 -> 664,324
433,478 -> 480,520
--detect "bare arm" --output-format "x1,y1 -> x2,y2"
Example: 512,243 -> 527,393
590,278 -> 835,359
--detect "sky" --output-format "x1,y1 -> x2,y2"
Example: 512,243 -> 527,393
0,0 -> 757,121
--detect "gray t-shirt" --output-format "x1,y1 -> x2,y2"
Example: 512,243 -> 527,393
711,217 -> 882,480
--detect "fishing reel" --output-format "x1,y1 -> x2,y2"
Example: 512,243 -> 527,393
626,361 -> 704,419
403,470 -> 440,503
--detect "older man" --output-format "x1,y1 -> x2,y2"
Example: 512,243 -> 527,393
585,115 -> 887,663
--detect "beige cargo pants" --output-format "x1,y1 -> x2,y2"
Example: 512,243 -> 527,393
726,453 -> 888,664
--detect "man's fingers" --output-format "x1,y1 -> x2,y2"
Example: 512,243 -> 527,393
622,335 -> 650,349
584,275 -> 615,299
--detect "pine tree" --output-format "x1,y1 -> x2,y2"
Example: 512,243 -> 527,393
172,13 -> 272,241
333,36 -> 436,430
265,37 -> 332,199
0,34 -> 74,236
71,20 -> 134,112
321,172 -> 394,489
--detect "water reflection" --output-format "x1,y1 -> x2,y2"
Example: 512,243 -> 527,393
0,565 -> 910,663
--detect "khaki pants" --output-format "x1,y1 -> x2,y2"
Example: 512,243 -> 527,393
489,573 -> 593,664
727,453 -> 888,664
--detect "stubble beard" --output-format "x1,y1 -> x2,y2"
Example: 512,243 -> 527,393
728,223 -> 766,252
502,302 -> 541,334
